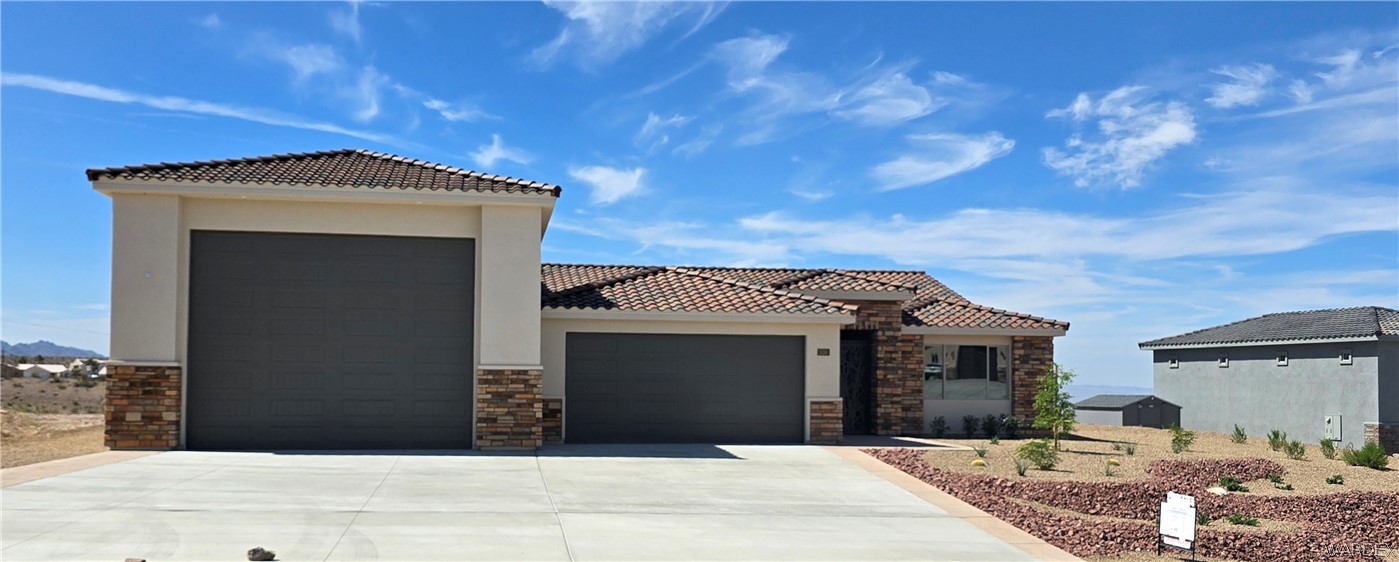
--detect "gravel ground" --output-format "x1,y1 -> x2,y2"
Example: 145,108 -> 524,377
1,412 -> 106,468
925,424 -> 1396,494
2,378 -> 105,414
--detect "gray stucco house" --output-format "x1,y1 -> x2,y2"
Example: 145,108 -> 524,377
1140,306 -> 1398,450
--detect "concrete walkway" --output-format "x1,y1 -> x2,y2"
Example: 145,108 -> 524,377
2,445 -> 1050,561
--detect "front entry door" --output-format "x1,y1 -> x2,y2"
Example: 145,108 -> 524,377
840,336 -> 874,435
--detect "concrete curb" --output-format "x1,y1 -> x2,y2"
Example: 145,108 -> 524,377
828,446 -> 1083,562
2,450 -> 157,488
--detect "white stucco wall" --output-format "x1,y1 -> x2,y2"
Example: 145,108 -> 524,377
540,315 -> 844,441
921,334 -> 1014,434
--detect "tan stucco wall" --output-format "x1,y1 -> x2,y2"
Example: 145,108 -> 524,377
110,194 -> 182,361
540,316 -> 843,441
478,206 -> 544,367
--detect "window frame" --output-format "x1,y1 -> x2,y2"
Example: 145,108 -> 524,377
1218,353 -> 1229,368
1340,349 -> 1353,365
1276,351 -> 1288,367
1168,355 -> 1179,369
922,343 -> 1012,401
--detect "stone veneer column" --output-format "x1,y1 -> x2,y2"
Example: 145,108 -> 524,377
808,400 -> 843,444
844,300 -> 922,436
104,364 -> 182,450
1364,422 -> 1398,453
1011,336 -> 1055,421
542,398 -> 564,444
475,368 -> 543,449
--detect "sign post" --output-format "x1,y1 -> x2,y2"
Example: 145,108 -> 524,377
1158,491 -> 1196,560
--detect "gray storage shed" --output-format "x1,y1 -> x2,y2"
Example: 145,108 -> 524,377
1075,394 -> 1181,429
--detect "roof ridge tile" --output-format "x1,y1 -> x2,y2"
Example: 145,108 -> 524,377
670,267 -> 859,313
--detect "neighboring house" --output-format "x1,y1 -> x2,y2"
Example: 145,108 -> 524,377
89,149 -> 1068,451
16,364 -> 67,379
1140,306 -> 1399,450
1074,394 -> 1180,429
0,364 -> 20,378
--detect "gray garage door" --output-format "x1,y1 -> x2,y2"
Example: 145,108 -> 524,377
565,333 -> 804,443
187,231 -> 474,450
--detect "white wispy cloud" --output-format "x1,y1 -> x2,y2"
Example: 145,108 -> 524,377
673,124 -> 722,157
0,72 -> 401,144
1205,63 -> 1276,108
281,44 -> 345,80
345,65 -> 387,122
532,2 -> 725,68
871,132 -> 1014,190
423,98 -> 494,123
329,0 -> 363,43
788,188 -> 833,202
1043,86 -> 1197,188
634,112 -> 693,151
198,13 -> 221,30
470,134 -> 532,168
833,70 -> 943,126
568,165 -> 647,205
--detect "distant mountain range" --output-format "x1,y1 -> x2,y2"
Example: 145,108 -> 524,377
1065,384 -> 1153,402
0,340 -> 105,359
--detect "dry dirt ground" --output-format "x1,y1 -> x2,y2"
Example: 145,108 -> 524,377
927,423 -> 1397,494
1,378 -> 107,468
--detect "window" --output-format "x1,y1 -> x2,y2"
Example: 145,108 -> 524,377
1340,349 -> 1353,365
923,344 -> 1011,400
1168,356 -> 1179,369
1218,353 -> 1229,368
1276,351 -> 1288,367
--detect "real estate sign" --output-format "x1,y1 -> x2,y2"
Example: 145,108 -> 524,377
1159,491 -> 1196,552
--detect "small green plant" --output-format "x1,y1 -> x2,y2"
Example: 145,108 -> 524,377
12,382 -> 22,388
989,436 -> 1000,445
1231,425 -> 1247,444
1318,439 -> 1336,460
962,415 -> 979,437
1013,456 -> 1030,476
929,416 -> 947,438
1267,429 -> 1287,451
1110,441 -> 1123,451
981,415 -> 1001,438
1002,416 -> 1021,439
1016,438 -> 1058,470
1196,511 -> 1211,526
1326,474 -> 1345,485
972,445 -> 989,458
1104,462 -> 1116,477
1169,424 -> 1196,454
1342,442 -> 1390,469
1282,439 -> 1306,460
1032,363 -> 1077,451
1124,442 -> 1137,455
1218,476 -> 1249,492
1273,482 -> 1294,491
1225,514 -> 1260,527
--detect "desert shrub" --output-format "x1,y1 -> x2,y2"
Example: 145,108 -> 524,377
1231,425 -> 1247,444
1124,442 -> 1137,455
1282,439 -> 1306,460
1267,429 -> 1287,451
1273,482 -> 1294,491
1169,424 -> 1196,454
1013,457 -> 1030,476
929,416 -> 947,438
961,415 -> 979,437
1002,416 -> 1021,439
1266,474 -> 1283,484
1318,439 -> 1336,459
1218,476 -> 1249,492
1016,438 -> 1058,470
1104,462 -> 1116,477
1326,474 -> 1345,485
972,445 -> 988,458
1196,511 -> 1211,526
1225,514 -> 1260,526
12,382 -> 22,388
1342,442 -> 1390,469
1111,441 -> 1123,451
989,436 -> 1000,445
981,415 -> 1001,438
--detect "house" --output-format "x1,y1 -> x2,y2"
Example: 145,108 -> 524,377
89,149 -> 1068,451
16,364 -> 67,379
1074,394 -> 1180,429
1140,306 -> 1398,450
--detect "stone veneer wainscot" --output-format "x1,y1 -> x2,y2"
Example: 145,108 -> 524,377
843,300 -> 923,436
475,368 -> 544,449
809,400 -> 843,444
105,364 -> 182,450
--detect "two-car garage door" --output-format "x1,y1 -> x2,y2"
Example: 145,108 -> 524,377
187,231 -> 474,450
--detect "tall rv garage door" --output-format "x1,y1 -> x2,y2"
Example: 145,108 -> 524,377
565,333 -> 804,443
187,231 -> 474,450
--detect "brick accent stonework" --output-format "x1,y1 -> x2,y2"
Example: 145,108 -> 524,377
809,400 -> 843,444
475,368 -> 543,449
844,300 -> 923,435
1364,422 -> 1398,453
542,398 -> 564,444
104,365 -> 182,450
1011,336 -> 1055,421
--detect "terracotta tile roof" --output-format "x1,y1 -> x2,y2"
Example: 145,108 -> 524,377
541,263 -> 1063,331
541,266 -> 857,316
86,149 -> 561,197
903,297 -> 1068,331
1139,306 -> 1399,349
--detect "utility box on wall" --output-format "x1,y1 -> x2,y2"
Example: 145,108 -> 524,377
1324,415 -> 1342,442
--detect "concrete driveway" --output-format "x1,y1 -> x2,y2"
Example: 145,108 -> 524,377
2,445 -> 1042,561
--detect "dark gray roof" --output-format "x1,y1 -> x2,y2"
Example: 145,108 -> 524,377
1139,306 -> 1399,349
1075,394 -> 1173,410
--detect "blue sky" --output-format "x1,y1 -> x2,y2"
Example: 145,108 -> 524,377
2,2 -> 1396,387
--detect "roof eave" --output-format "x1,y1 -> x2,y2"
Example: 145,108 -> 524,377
540,308 -> 857,324
902,326 -> 1068,337
92,178 -> 559,207
1139,334 -> 1382,350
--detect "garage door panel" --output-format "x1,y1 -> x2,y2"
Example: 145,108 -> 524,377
566,333 -> 804,444
188,231 -> 473,450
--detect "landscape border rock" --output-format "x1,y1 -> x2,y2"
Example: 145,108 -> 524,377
864,448 -> 1398,561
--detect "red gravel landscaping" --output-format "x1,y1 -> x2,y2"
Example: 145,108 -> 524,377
864,448 -> 1399,561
